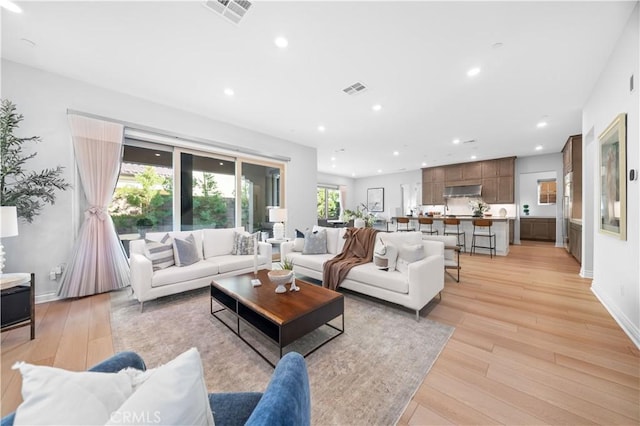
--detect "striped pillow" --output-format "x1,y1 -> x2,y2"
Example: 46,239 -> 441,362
144,234 -> 175,271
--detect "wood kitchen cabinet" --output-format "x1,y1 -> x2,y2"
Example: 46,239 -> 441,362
520,218 -> 556,242
563,135 -> 582,220
569,221 -> 582,264
421,157 -> 515,204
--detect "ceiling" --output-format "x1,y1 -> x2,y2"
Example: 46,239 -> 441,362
2,1 -> 637,178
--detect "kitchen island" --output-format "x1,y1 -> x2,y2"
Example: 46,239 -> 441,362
390,216 -> 512,256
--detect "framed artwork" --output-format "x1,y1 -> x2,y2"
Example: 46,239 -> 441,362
598,113 -> 626,240
367,187 -> 384,212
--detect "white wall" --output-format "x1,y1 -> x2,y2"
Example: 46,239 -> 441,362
353,170 -> 422,220
2,60 -> 317,300
582,4 -> 639,347
514,153 -> 564,245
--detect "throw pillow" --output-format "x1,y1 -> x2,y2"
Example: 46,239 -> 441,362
293,228 -> 305,252
302,229 -> 327,255
106,348 -> 214,426
144,234 -> 175,271
232,231 -> 258,255
373,238 -> 398,271
12,362 -> 135,425
396,243 -> 426,274
172,234 -> 200,267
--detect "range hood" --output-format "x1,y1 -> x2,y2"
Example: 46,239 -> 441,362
443,185 -> 482,198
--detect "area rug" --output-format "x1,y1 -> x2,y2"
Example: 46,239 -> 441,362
111,287 -> 454,425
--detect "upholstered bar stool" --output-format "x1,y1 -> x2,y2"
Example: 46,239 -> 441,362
443,218 -> 466,253
471,219 -> 496,258
418,217 -> 438,235
396,217 -> 415,232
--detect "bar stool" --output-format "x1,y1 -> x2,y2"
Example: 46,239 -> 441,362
443,218 -> 466,253
471,219 -> 496,258
418,217 -> 438,235
396,217 -> 415,232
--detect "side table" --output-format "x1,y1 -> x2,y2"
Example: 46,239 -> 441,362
266,238 -> 291,262
1,272 -> 35,340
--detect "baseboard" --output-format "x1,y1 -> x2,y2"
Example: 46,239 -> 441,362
591,284 -> 640,349
580,267 -> 593,279
35,292 -> 63,304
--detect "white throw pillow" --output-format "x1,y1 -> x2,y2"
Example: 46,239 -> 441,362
293,229 -> 305,252
373,238 -> 398,271
396,243 -> 426,274
106,348 -> 214,426
12,363 -> 135,425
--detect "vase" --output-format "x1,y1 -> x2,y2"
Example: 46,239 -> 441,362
354,218 -> 366,228
472,211 -> 482,217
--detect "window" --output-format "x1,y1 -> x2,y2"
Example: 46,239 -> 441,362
110,135 -> 285,241
317,186 -> 341,220
538,179 -> 557,205
110,144 -> 173,236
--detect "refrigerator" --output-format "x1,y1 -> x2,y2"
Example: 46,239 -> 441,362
562,172 -> 572,251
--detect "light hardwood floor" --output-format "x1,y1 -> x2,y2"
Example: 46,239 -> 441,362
2,242 -> 639,424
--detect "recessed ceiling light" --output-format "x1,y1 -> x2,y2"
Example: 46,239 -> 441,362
471,155 -> 477,160
535,145 -> 543,151
537,121 -> 547,128
393,151 -> 399,156
377,169 -> 382,173
224,88 -> 234,97
421,162 -> 427,167
0,0 -> 22,13
332,164 -> 336,168
372,104 -> 382,112
467,67 -> 481,77
274,36 -> 288,49
317,125 -> 325,133
452,139 -> 460,145
351,172 -> 356,177
330,156 -> 336,161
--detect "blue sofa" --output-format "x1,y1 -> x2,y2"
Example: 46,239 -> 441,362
1,351 -> 310,426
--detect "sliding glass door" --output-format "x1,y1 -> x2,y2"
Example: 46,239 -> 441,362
240,161 -> 283,235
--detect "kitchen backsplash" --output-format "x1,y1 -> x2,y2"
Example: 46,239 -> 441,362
421,197 -> 517,217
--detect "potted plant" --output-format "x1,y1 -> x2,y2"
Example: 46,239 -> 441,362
136,217 -> 154,238
343,203 -> 375,227
469,199 -> 490,217
523,204 -> 530,216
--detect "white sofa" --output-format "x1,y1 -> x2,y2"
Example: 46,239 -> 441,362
129,227 -> 272,310
280,228 -> 444,320
421,235 -> 461,282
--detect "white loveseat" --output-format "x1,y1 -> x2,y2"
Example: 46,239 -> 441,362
129,227 -> 272,310
280,228 -> 444,320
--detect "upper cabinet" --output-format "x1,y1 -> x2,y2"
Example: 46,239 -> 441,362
422,157 -> 515,204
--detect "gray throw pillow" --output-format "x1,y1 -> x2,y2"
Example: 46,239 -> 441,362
232,231 -> 258,255
172,234 -> 200,267
303,229 -> 327,255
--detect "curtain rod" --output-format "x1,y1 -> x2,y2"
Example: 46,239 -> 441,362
66,109 -> 291,163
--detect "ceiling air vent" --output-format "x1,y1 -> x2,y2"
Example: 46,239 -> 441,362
462,139 -> 477,144
342,82 -> 367,95
203,0 -> 252,25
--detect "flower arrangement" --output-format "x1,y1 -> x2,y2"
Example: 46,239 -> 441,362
469,199 -> 490,217
343,203 -> 376,227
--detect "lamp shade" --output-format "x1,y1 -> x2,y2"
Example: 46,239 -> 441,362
269,208 -> 288,223
0,206 -> 19,238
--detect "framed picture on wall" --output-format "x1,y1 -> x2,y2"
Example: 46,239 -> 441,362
367,187 -> 384,212
598,113 -> 626,240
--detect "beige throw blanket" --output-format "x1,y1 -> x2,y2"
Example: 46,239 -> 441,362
323,227 -> 379,290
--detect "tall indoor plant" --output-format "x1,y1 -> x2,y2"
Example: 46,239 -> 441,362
0,99 -> 70,222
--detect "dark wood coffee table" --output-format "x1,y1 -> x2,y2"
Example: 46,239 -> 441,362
210,270 -> 344,367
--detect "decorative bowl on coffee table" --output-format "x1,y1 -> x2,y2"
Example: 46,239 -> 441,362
268,270 -> 293,293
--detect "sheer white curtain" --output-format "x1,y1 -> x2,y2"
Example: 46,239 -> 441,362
58,115 -> 130,298
339,185 -> 347,220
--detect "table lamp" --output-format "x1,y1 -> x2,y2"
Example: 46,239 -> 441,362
0,206 -> 19,275
269,208 -> 287,240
